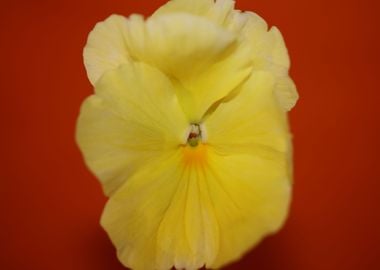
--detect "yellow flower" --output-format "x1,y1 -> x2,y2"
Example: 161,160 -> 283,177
76,0 -> 298,269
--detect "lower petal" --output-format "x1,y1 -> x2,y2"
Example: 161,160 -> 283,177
206,149 -> 291,268
101,142 -> 291,269
101,152 -> 183,270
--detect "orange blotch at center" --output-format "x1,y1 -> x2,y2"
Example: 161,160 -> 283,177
182,143 -> 208,167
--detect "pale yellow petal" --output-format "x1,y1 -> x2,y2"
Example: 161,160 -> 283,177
100,152 -> 184,270
156,152 -> 220,269
83,15 -> 130,85
154,0 -> 236,26
224,11 -> 290,72
100,140 -> 290,269
124,13 -> 253,121
230,12 -> 299,110
204,71 -> 291,156
124,13 -> 235,81
174,40 -> 253,122
227,10 -> 299,111
76,61 -> 188,195
101,147 -> 220,270
274,76 -> 299,111
223,9 -> 251,33
206,0 -> 235,25
205,149 -> 291,268
269,26 -> 291,70
157,2 -> 299,112
155,166 -> 202,270
153,0 -> 214,17
100,139 -> 291,269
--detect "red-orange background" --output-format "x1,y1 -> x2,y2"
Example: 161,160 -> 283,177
1,0 -> 379,269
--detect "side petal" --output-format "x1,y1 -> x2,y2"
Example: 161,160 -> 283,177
124,13 -> 253,121
204,71 -> 291,156
76,61 -> 188,195
83,15 -> 130,85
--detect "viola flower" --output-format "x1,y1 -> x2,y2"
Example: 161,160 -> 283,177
76,0 -> 298,269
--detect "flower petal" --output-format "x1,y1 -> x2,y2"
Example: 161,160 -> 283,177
101,149 -> 220,270
101,143 -> 290,269
83,15 -> 130,85
232,13 -> 299,110
124,13 -> 253,121
124,13 -> 235,81
205,149 -> 291,268
227,12 -> 290,71
156,160 -> 220,270
274,76 -> 299,112
153,0 -> 214,17
206,0 -> 235,25
154,0 -> 235,26
204,71 -> 291,157
154,1 -> 298,111
100,152 -> 183,270
76,60 -> 188,195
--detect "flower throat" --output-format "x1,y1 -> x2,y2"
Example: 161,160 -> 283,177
187,124 -> 202,147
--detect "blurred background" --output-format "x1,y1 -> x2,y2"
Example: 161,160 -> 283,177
1,0 -> 379,269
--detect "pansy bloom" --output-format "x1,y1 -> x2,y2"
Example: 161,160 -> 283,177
76,0 -> 298,269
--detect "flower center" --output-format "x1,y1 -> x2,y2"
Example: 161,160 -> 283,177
187,123 -> 202,147
182,123 -> 208,167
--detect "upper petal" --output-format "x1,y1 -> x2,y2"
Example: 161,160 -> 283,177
274,76 -> 299,112
83,15 -> 130,85
156,1 -> 292,73
153,0 -> 235,26
154,1 -> 299,111
124,13 -> 235,82
83,10 -> 255,121
231,12 -> 299,110
235,13 -> 290,71
76,60 -> 188,195
153,0 -> 214,17
124,13 -> 253,121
